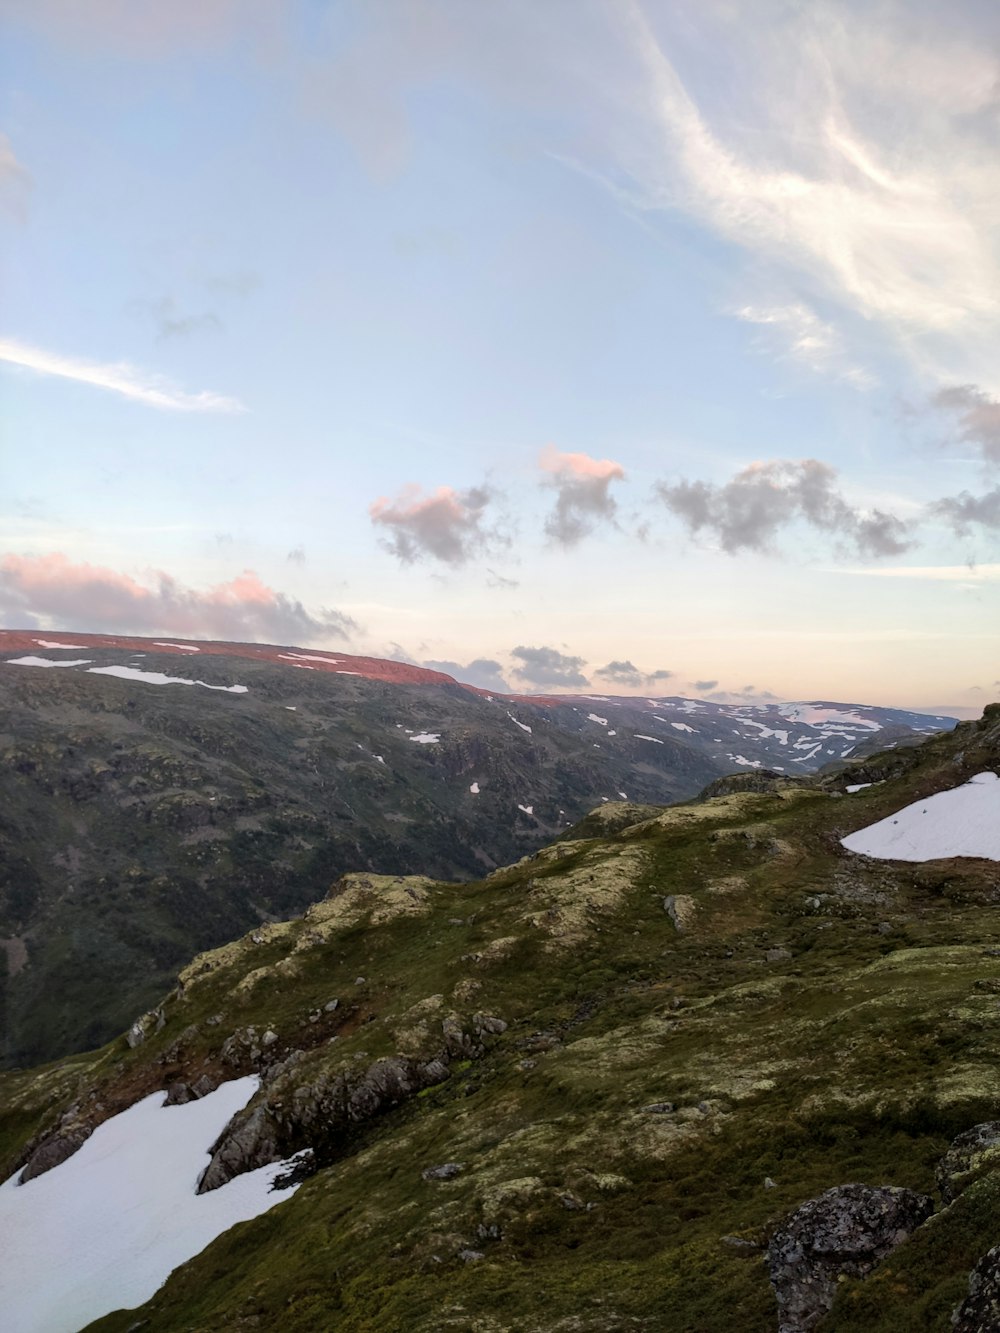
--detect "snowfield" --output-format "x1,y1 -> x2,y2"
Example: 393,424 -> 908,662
0,1078 -> 299,1333
89,665 -> 248,693
841,773 -> 1000,862
8,655 -> 93,669
6,658 -> 248,693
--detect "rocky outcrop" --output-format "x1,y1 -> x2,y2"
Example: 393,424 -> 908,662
953,1245 -> 1000,1332
198,1014 -> 505,1193
767,1184 -> 934,1332
18,1120 -> 92,1184
938,1123 -> 1000,1204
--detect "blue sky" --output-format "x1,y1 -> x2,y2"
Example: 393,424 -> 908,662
1,0 -> 998,711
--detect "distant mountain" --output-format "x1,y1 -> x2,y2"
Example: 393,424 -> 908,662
0,629 -> 956,1065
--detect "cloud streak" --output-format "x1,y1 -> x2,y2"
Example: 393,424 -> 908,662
370,483 -> 505,565
0,338 -> 244,412
539,446 -> 626,546
657,458 -> 912,558
0,554 -> 354,643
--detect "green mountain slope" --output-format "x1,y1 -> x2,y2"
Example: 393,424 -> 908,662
3,707 -> 1000,1331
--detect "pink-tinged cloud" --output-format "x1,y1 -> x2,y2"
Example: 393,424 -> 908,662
369,482 -> 506,564
538,446 -> 626,546
0,554 -> 355,643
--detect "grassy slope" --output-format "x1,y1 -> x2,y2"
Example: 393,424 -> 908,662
2,708 -> 1000,1330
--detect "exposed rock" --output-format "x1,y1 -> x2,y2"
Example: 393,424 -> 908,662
458,1249 -> 484,1262
198,1051 -> 456,1193
938,1123 -> 1000,1204
18,1122 -> 92,1183
765,948 -> 793,964
767,1184 -> 934,1332
663,894 -> 697,931
953,1245 -> 1000,1332
423,1162 -> 464,1181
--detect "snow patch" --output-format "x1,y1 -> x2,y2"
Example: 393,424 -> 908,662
518,803 -> 534,815
470,782 -> 480,794
846,783 -> 871,793
88,666 -> 248,693
635,734 -> 664,744
587,713 -> 608,726
507,711 -> 532,735
670,722 -> 695,733
7,656 -> 92,669
154,642 -> 200,653
842,773 -> 1000,862
409,732 -> 441,744
0,1078 -> 299,1333
33,640 -> 89,649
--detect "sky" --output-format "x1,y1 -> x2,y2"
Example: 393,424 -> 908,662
1,0 -> 998,713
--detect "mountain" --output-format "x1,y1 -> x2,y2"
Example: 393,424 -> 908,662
1,705 -> 999,1331
0,629 -> 955,1068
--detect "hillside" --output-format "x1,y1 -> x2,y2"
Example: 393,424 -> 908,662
0,631 -> 954,1067
2,706 -> 1000,1331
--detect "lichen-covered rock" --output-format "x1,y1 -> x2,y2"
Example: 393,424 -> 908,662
953,1244 -> 1000,1331
938,1123 -> 1000,1204
18,1122 -> 92,1183
198,1053 -> 454,1193
767,1183 -> 934,1332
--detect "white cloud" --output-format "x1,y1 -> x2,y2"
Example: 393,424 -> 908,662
0,338 -> 244,412
734,303 -> 874,386
609,1 -> 1000,387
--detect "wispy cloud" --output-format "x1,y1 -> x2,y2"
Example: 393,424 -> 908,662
539,446 -> 626,546
0,338 -> 244,412
833,563 -> 1000,583
0,132 -> 31,221
0,553 -> 355,641
657,458 -> 912,558
611,1 -> 1000,385
734,303 -> 873,386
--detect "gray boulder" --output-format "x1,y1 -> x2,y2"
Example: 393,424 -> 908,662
767,1183 -> 933,1332
953,1245 -> 1000,1331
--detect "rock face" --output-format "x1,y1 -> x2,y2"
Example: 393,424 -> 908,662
953,1245 -> 1000,1332
767,1184 -> 934,1332
197,1015 -> 502,1193
18,1122 -> 92,1184
938,1123 -> 1000,1204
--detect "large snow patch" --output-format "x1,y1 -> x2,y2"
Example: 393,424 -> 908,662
841,772 -> 1000,863
0,1077 -> 298,1333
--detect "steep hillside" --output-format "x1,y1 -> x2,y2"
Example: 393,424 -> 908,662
3,707 -> 1000,1331
0,632 -> 953,1067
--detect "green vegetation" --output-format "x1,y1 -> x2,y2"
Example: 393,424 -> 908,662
2,706 -> 999,1330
